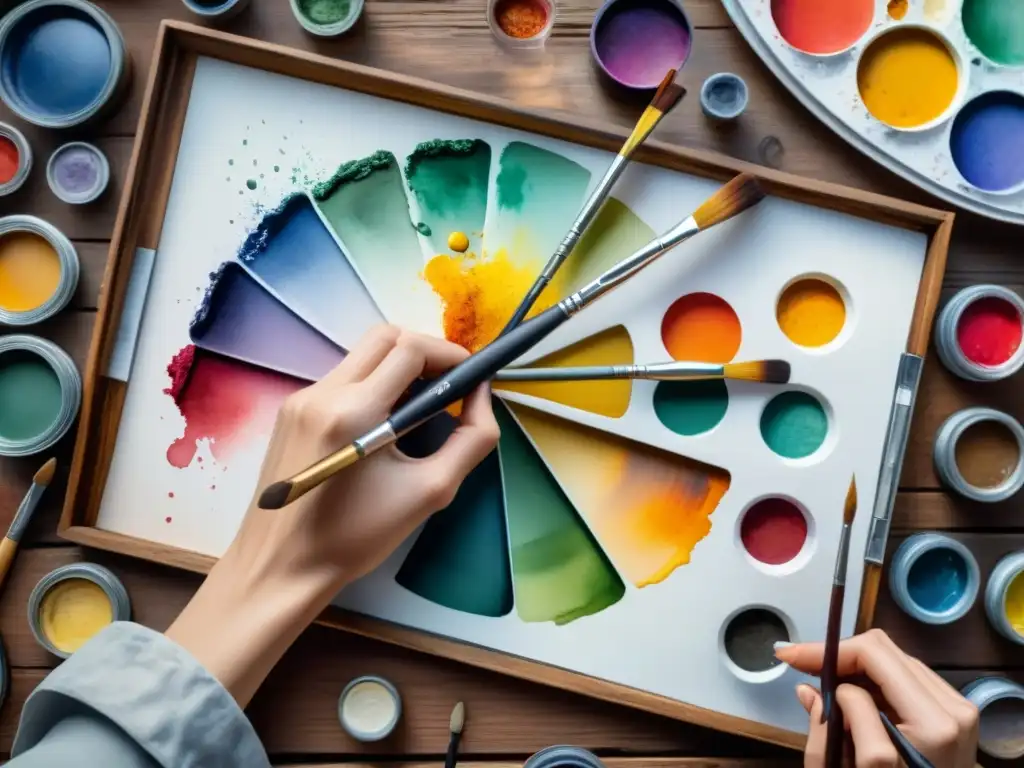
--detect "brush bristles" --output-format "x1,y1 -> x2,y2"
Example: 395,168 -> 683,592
450,701 -> 465,734
692,173 -> 766,231
722,360 -> 791,384
651,69 -> 686,114
33,458 -> 56,487
844,476 -> 857,526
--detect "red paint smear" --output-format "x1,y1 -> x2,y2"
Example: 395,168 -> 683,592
164,347 -> 304,468
165,516 -> 172,524
957,297 -> 1022,367
740,498 -> 807,565
0,136 -> 19,185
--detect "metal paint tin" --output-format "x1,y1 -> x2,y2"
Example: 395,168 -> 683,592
933,407 -> 1024,502
935,285 -> 1024,382
0,215 -> 80,326
0,121 -> 31,197
0,335 -> 81,457
181,0 -> 251,21
28,562 -> 131,659
888,533 -> 980,625
338,675 -> 402,742
290,0 -> 365,37
0,0 -> 130,129
961,676 -> 1024,760
46,141 -> 110,204
590,0 -> 692,91
487,0 -> 556,50
701,72 -> 749,121
985,550 -> 1024,646
524,746 -> 607,768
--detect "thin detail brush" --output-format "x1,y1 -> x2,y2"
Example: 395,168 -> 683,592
257,173 -> 766,510
444,701 -> 465,768
0,458 -> 56,595
499,69 -> 686,334
494,359 -> 790,384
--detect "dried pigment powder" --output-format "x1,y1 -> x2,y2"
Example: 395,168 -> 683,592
955,420 -> 1020,489
297,0 -> 351,25
494,0 -> 549,39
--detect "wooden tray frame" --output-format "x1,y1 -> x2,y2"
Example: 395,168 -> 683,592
60,20 -> 954,751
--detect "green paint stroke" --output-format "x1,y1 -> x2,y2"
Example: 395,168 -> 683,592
487,142 -> 591,266
496,404 -> 625,624
314,151 -> 440,334
0,354 -> 62,441
405,139 -> 490,255
962,0 -> 1024,66
654,380 -> 729,437
760,391 -> 828,459
559,197 -> 656,297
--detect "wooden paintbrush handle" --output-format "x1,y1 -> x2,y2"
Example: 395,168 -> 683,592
0,536 -> 19,593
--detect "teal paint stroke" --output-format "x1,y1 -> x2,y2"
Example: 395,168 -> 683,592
653,380 -> 729,437
486,142 -> 591,267
406,139 -> 490,256
496,404 -> 625,624
759,391 -> 828,459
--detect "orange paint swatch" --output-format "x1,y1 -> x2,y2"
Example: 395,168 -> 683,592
661,292 -> 742,362
0,232 -> 61,312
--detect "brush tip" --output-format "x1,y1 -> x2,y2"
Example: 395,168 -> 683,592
692,173 -> 766,231
450,701 -> 465,734
33,458 -> 57,487
723,359 -> 791,384
651,69 -> 686,113
258,481 -> 293,510
844,476 -> 857,525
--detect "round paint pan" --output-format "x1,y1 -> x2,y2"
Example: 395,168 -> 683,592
181,0 -> 252,22
28,562 -> 131,658
0,0 -> 130,129
289,0 -> 365,37
719,605 -> 794,684
0,215 -> 79,326
591,0 -> 693,91
961,0 -> 1024,69
935,285 -> 1024,381
961,676 -> 1024,760
0,121 -> 32,197
46,141 -> 110,204
985,550 -> 1024,647
934,407 -> 1024,502
338,675 -> 401,742
855,24 -> 966,133
769,0 -> 875,58
488,0 -> 556,50
0,335 -> 81,458
888,533 -> 980,625
949,91 -> 1024,195
700,73 -> 749,121
736,496 -> 814,575
524,746 -> 607,768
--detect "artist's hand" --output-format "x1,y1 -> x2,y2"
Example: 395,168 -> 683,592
167,325 -> 498,706
776,630 -> 979,768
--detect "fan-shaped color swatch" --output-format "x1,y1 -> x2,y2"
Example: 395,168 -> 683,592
507,403 -> 731,587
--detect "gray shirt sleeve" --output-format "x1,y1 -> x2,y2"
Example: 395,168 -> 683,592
9,621 -> 271,768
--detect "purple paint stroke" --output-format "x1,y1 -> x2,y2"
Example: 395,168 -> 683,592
950,91 -> 1024,193
592,0 -> 691,89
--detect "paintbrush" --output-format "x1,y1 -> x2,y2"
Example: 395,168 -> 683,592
494,359 -> 790,384
498,69 -> 686,335
823,476 -> 858,768
444,701 -> 465,768
257,173 -> 766,510
0,458 -> 56,595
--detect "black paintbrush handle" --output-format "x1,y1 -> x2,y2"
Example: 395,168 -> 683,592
879,712 -> 934,768
822,582 -> 845,768
444,732 -> 462,768
389,305 -> 569,435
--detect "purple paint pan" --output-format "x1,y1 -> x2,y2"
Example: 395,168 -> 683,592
591,0 -> 693,91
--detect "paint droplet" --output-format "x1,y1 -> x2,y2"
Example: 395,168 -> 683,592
246,179 -> 257,190
448,231 -> 470,252
211,484 -> 217,490
279,148 -> 286,155
168,492 -> 175,499
887,0 -> 908,20
242,139 -> 248,146
273,165 -> 280,172
253,159 -> 258,166
758,136 -> 785,168
228,159 -> 234,166
261,119 -> 266,124
229,219 -> 234,224
165,516 -> 172,523
416,222 -> 432,236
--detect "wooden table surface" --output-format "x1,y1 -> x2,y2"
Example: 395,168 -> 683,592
1,0 -> 1023,764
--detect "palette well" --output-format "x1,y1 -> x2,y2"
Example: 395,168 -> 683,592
724,0 -> 1024,225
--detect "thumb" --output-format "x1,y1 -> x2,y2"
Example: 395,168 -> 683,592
797,683 -> 819,714
799,684 -> 827,768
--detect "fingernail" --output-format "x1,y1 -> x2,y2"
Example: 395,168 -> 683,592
795,683 -> 818,712
773,641 -> 794,651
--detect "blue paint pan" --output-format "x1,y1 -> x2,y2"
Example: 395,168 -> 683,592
0,0 -> 129,129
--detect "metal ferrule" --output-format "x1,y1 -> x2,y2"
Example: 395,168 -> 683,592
7,483 -> 44,543
639,362 -> 723,380
833,524 -> 851,586
355,422 -> 398,456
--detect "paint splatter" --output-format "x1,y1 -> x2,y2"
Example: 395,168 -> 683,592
167,492 -> 174,499
246,179 -> 257,190
165,516 -> 172,523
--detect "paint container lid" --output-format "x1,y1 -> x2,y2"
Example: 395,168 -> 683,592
961,675 -> 1024,760
289,0 -> 364,37
700,73 -> 749,121
0,214 -> 80,326
0,0 -> 130,129
590,0 -> 692,90
984,550 -> 1024,647
0,121 -> 32,197
27,562 -> 131,659
338,675 -> 402,742
0,334 -> 82,457
524,746 -> 607,768
180,0 -> 251,21
933,407 -> 1024,503
487,0 -> 556,50
46,141 -> 110,205
888,532 -> 980,625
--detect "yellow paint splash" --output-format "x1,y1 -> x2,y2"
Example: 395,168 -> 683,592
423,248 -> 562,353
40,578 -> 114,654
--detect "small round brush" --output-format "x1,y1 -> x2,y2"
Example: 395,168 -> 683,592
444,701 -> 465,768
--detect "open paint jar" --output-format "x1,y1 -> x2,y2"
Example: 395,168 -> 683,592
0,335 -> 81,457
47,141 -> 110,204
985,550 -> 1024,647
888,533 -> 980,625
935,285 -> 1024,381
700,72 -> 749,121
933,407 -> 1024,502
961,676 -> 1024,760
338,675 -> 402,742
289,0 -> 364,37
591,0 -> 692,90
28,562 -> 131,658
524,746 -> 607,768
180,0 -> 252,22
0,121 -> 31,197
0,0 -> 130,129
487,0 -> 555,50
0,215 -> 79,325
